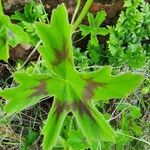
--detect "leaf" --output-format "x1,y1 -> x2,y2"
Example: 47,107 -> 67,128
80,25 -> 91,36
0,4 -> 144,150
22,131 -> 39,149
0,72 -> 50,115
0,0 -> 3,14
0,0 -> 30,61
130,106 -> 141,119
95,10 -> 107,27
0,26 -> 9,61
11,1 -> 45,23
80,10 -> 108,46
67,130 -> 89,150
42,101 -> 68,150
0,39 -> 9,61
0,14 -> 30,44
108,0 -> 149,68
35,4 -> 73,76
81,67 -> 143,100
87,13 -> 95,26
74,102 -> 116,149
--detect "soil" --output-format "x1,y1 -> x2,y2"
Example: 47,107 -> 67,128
90,0 -> 124,25
2,0 -> 31,15
10,44 -> 39,61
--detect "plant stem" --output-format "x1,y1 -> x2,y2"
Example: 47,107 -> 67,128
117,131 -> 150,146
18,40 -> 42,70
71,0 -> 81,24
72,0 -> 93,32
39,0 -> 50,23
109,105 -> 131,122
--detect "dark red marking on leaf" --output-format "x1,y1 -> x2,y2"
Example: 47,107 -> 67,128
55,101 -> 66,117
28,80 -> 48,98
72,101 -> 93,119
83,80 -> 105,100
52,44 -> 72,66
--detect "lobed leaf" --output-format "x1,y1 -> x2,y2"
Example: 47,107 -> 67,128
81,66 -> 144,100
43,100 -> 68,150
73,102 -> 116,149
80,10 -> 108,46
0,3 -> 144,150
0,72 -> 50,115
36,4 -> 74,76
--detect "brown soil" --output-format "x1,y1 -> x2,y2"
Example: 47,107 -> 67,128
9,44 -> 39,61
2,0 -> 30,15
90,0 -> 124,25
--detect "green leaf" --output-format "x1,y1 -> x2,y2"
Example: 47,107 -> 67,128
67,130 -> 89,149
0,0 -> 30,61
0,25 -> 9,61
74,102 -> 116,149
80,66 -> 143,100
108,0 -> 149,68
87,13 -> 95,25
0,15 -> 30,44
11,1 -> 45,23
80,25 -> 91,36
80,10 -> 108,46
22,131 -> 39,149
35,4 -> 73,76
0,4 -> 144,150
0,0 -> 3,15
0,39 -> 9,61
0,72 -> 50,115
42,101 -> 68,150
95,10 -> 107,27
97,28 -> 108,35
130,106 -> 141,119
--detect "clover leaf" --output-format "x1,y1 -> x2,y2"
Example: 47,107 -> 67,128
0,4 -> 144,150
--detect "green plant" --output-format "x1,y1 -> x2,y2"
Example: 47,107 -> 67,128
0,0 -> 30,61
11,1 -> 46,45
11,1 -> 46,23
22,131 -> 39,150
0,3 -> 144,150
79,10 -> 108,65
80,10 -> 108,46
73,47 -> 90,72
108,0 -> 150,68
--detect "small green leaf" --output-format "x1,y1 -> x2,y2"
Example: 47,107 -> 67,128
130,106 -> 141,119
22,131 -> 39,149
95,10 -> 107,27
80,10 -> 108,46
67,130 -> 89,149
87,13 -> 95,25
